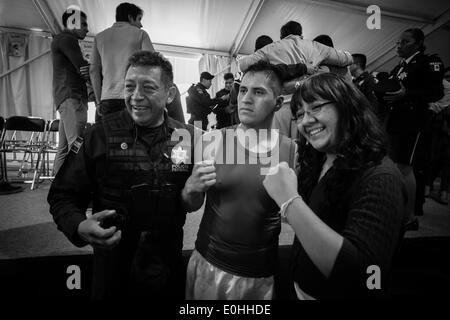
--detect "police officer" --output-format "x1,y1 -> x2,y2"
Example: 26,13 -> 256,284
186,71 -> 229,131
350,53 -> 382,119
384,28 -> 444,219
212,72 -> 234,129
48,51 -> 197,299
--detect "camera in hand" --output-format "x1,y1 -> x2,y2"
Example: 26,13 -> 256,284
101,212 -> 126,230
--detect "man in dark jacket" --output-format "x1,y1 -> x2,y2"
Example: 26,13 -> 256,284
186,72 -> 228,131
51,8 -> 90,175
212,72 -> 234,129
48,51 -> 196,299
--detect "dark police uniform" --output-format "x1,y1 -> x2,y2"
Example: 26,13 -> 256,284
387,51 -> 444,214
213,88 -> 231,129
48,109 -> 196,299
353,71 -> 383,120
186,83 -> 222,131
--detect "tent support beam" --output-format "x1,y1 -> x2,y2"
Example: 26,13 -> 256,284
32,0 -> 61,36
154,43 -> 229,57
301,0 -> 434,24
0,50 -> 51,80
368,9 -> 450,71
0,26 -> 52,38
230,0 -> 265,56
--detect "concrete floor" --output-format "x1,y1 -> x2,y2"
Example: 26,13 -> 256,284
0,179 -> 448,259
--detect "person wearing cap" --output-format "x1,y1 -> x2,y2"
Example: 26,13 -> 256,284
186,72 -> 229,131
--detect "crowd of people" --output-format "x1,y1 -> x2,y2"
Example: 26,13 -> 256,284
47,2 -> 448,300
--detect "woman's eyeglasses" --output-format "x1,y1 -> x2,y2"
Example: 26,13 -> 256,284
295,101 -> 332,122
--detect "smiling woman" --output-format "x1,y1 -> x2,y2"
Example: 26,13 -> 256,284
262,72 -> 408,299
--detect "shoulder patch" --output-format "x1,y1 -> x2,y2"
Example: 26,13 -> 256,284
70,136 -> 84,154
196,88 -> 204,94
429,61 -> 443,72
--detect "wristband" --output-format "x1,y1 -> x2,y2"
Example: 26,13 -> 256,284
279,195 -> 302,220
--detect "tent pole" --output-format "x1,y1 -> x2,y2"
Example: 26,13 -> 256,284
0,50 -> 50,80
230,0 -> 265,56
302,0 -> 433,24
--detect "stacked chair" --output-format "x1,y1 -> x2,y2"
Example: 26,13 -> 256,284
0,116 -> 47,190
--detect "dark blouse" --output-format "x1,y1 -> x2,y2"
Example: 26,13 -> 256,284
291,156 -> 408,299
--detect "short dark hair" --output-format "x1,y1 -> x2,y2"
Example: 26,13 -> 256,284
224,72 -> 234,81
313,34 -> 334,48
62,9 -> 87,28
243,61 -> 283,96
126,51 -> 173,87
255,35 -> 273,51
291,72 -> 386,170
116,2 -> 143,22
280,21 -> 302,39
404,28 -> 426,53
352,53 -> 367,70
291,73 -> 388,217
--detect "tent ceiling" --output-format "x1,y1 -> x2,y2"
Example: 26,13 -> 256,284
1,0 -> 449,71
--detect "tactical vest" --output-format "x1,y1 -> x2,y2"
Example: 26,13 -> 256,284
98,112 -> 193,234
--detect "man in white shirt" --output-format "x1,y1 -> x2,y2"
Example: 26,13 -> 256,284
238,21 -> 353,139
90,2 -> 154,121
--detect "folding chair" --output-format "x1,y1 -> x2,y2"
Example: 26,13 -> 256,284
32,119 -> 59,188
0,116 -> 47,189
0,116 -> 6,180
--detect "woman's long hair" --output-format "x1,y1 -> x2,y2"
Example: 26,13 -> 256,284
290,73 -> 388,198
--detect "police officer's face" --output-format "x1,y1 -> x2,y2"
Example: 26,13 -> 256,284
225,78 -> 234,91
203,79 -> 212,89
396,32 -> 420,59
124,66 -> 175,127
238,71 -> 282,128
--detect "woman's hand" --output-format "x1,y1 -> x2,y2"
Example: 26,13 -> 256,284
263,162 -> 299,206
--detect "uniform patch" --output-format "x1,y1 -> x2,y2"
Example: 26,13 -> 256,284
429,62 -> 442,72
70,136 -> 84,154
171,164 -> 190,172
171,146 -> 189,165
120,142 -> 128,150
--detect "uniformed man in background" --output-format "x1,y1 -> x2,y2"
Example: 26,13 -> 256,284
384,28 -> 444,222
186,71 -> 229,131
212,72 -> 234,129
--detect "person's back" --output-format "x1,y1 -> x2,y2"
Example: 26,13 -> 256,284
90,2 -> 154,120
239,35 -> 352,73
51,32 -> 88,107
93,23 -> 153,100
238,21 -> 352,139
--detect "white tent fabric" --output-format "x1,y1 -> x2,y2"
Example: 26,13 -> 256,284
0,32 -> 53,120
1,0 -> 449,118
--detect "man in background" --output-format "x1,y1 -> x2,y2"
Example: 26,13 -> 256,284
90,2 -> 154,121
186,72 -> 229,131
238,21 -> 353,139
212,72 -> 234,129
350,53 -> 380,116
51,7 -> 90,174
